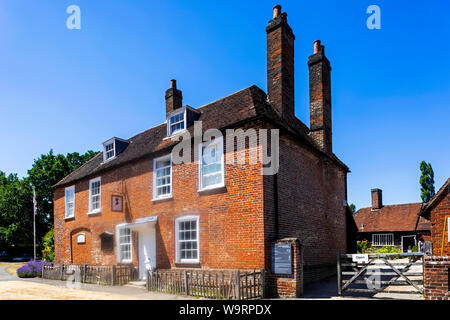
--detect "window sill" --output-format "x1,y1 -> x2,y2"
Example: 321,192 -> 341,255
118,260 -> 132,264
198,185 -> 227,196
152,196 -> 173,203
164,129 -> 187,140
175,260 -> 200,266
87,210 -> 101,216
64,216 -> 75,221
103,156 -> 116,164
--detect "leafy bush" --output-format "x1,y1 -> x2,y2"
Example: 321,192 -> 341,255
41,229 -> 54,262
411,245 -> 419,252
356,240 -> 368,253
368,246 -> 402,254
17,260 -> 53,278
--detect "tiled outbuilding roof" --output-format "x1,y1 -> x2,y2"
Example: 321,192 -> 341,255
354,202 -> 430,233
53,85 -> 349,188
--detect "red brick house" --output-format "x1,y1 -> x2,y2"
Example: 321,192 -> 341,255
354,189 -> 430,252
419,178 -> 450,300
420,178 -> 450,256
52,6 -> 350,297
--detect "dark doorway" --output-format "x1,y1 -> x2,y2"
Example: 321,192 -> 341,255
402,235 -> 416,253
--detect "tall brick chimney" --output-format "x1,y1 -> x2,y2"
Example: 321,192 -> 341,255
165,79 -> 182,115
371,188 -> 383,210
266,5 -> 295,123
308,40 -> 332,155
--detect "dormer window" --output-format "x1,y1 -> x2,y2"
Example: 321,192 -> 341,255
167,109 -> 186,136
102,137 -> 129,163
104,142 -> 115,161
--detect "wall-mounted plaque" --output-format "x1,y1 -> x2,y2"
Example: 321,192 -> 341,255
111,195 -> 123,212
77,233 -> 86,244
271,243 -> 292,275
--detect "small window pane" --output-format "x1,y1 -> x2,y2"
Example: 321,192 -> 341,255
200,139 -> 223,189
177,218 -> 199,262
154,156 -> 172,199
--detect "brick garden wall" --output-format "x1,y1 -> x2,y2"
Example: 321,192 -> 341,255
424,256 -> 450,300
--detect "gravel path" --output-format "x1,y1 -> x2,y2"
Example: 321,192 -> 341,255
0,262 -> 192,300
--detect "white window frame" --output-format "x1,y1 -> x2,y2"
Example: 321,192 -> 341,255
88,177 -> 101,214
167,108 -> 187,136
175,215 -> 200,264
64,185 -> 75,219
198,136 -> 225,191
103,139 -> 116,162
153,154 -> 173,200
448,217 -> 450,243
116,224 -> 132,263
372,233 -> 394,246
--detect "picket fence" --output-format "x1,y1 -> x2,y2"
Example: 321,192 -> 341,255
42,264 -> 137,286
147,269 -> 265,300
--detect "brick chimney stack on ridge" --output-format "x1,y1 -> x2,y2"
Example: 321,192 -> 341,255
266,5 -> 296,124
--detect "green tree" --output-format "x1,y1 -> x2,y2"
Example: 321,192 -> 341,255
0,149 -> 97,256
349,203 -> 356,215
0,173 -> 33,254
27,149 -> 98,228
419,161 -> 435,203
41,229 -> 54,262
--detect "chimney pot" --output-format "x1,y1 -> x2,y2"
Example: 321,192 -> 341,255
170,79 -> 177,89
273,5 -> 281,18
314,40 -> 321,54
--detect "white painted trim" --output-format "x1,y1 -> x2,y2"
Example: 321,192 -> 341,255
88,177 -> 101,214
448,218 -> 450,243
372,233 -> 394,246
64,185 -> 75,219
102,139 -> 116,163
152,154 -> 173,200
198,136 -> 225,191
116,224 -> 133,264
175,215 -> 200,264
167,107 -> 187,137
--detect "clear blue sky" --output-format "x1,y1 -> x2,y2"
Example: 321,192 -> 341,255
0,0 -> 449,210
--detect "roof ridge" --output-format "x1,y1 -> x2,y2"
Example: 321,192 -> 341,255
52,151 -> 102,188
197,85 -> 257,110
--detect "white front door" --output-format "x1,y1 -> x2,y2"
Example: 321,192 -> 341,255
138,229 -> 156,279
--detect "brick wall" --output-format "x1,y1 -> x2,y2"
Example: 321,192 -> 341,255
54,122 -> 267,270
430,192 -> 450,256
424,256 -> 450,300
54,119 -> 347,296
263,131 -> 347,285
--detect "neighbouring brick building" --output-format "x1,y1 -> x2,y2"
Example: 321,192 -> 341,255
419,178 -> 450,300
354,188 -> 430,252
53,5 -> 351,297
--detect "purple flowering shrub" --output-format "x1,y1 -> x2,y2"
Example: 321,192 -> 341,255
17,260 -> 53,278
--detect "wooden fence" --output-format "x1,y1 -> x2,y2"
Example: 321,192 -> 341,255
42,264 -> 137,286
337,252 -> 424,296
147,269 -> 265,300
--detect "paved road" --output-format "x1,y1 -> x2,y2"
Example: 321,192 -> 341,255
0,264 -> 18,281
